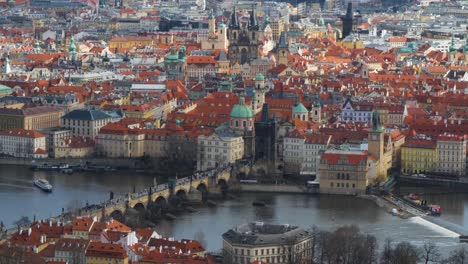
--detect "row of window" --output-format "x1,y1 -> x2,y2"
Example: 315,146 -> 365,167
330,182 -> 356,188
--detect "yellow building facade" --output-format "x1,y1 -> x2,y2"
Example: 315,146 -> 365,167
401,138 -> 437,174
0,106 -> 65,130
319,149 -> 370,195
108,36 -> 154,49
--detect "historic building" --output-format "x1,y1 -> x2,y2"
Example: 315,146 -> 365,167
255,104 -> 278,162
0,129 -> 47,158
436,134 -> 466,177
222,223 -> 312,264
0,105 -> 65,130
229,96 -> 255,158
340,3 -> 353,39
62,109 -> 113,138
283,130 -> 331,177
341,96 -> 373,122
200,9 -> 228,51
164,45 -> 187,81
401,136 -> 437,175
197,130 -> 244,171
319,149 -> 370,195
54,137 -> 95,158
368,111 -> 389,180
227,5 -> 262,65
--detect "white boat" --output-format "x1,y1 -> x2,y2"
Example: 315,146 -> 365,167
33,179 -> 53,192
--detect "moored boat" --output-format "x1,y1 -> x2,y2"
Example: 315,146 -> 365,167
33,179 -> 53,192
252,200 -> 266,207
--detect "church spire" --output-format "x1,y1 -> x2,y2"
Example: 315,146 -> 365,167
4,55 -> 10,74
249,4 -> 257,29
371,110 -> 383,133
230,6 -> 239,29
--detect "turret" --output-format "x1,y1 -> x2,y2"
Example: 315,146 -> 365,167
230,6 -> 239,29
292,96 -> 308,121
208,9 -> 216,37
311,100 -> 321,123
4,56 -> 11,74
277,32 -> 289,65
449,36 -> 458,62
68,36 -> 77,61
249,4 -> 258,30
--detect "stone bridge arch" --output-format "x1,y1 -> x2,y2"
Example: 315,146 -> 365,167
153,196 -> 167,208
110,209 -> 124,222
175,188 -> 188,200
133,202 -> 145,213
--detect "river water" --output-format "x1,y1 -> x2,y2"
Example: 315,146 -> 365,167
0,165 -> 466,252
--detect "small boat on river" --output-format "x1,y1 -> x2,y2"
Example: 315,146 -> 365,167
252,200 -> 266,207
33,178 -> 53,192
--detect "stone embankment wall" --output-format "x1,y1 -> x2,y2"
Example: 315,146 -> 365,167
237,183 -> 317,194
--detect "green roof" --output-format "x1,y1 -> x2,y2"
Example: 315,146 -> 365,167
293,102 -> 308,114
0,84 -> 12,94
230,97 -> 253,119
68,36 -> 76,53
255,73 -> 264,81
165,54 -> 180,62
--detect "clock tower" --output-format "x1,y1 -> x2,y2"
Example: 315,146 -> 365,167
368,110 -> 385,177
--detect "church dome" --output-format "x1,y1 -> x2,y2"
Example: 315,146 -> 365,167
230,96 -> 253,119
68,36 -> 76,53
293,102 -> 308,114
255,73 -> 264,81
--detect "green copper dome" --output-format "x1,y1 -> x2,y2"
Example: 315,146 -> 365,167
68,36 -> 76,53
293,102 -> 308,114
449,37 -> 457,52
255,73 -> 264,81
230,96 -> 253,119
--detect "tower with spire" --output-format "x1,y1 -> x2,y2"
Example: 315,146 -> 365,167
227,4 -> 262,65
276,32 -> 289,65
368,110 -> 387,179
254,103 -> 278,162
201,9 -> 228,50
3,55 -> 11,74
68,36 -> 77,61
340,3 -> 353,39
449,36 -> 458,63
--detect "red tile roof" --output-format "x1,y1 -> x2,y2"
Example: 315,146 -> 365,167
322,151 -> 368,166
0,129 -> 45,139
85,242 -> 127,259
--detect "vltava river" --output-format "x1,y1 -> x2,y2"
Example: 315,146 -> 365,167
0,165 -> 466,252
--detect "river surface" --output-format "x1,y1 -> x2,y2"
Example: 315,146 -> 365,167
1,165 -> 467,252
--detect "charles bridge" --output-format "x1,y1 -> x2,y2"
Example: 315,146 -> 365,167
81,166 -> 232,221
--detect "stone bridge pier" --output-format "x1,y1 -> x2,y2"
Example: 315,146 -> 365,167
100,169 -> 232,220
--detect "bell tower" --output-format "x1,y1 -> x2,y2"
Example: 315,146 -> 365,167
276,32 -> 289,65
449,36 -> 458,63
368,110 -> 386,178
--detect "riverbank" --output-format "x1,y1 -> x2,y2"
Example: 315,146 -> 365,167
0,157 -> 144,168
234,183 -> 317,194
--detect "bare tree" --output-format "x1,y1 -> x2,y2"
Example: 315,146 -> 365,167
421,242 -> 441,264
380,241 -> 420,264
445,247 -> 468,264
